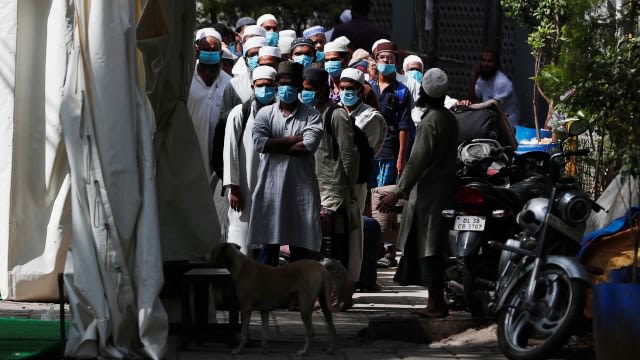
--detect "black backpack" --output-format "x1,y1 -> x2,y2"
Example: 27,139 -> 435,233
210,100 -> 253,184
324,104 -> 374,184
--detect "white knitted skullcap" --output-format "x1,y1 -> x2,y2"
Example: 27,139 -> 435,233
340,68 -> 365,85
243,36 -> 267,55
195,27 -> 221,43
257,14 -> 277,26
340,9 -> 352,23
303,25 -> 325,38
278,37 -> 294,54
324,40 -> 348,54
371,38 -> 390,53
348,48 -> 372,66
252,65 -> 277,82
279,29 -> 297,39
333,36 -> 350,47
259,46 -> 281,58
422,68 -> 449,98
242,25 -> 266,42
403,55 -> 424,72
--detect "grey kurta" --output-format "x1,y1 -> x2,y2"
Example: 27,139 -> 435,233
315,104 -> 359,211
393,107 -> 459,257
247,103 -> 324,251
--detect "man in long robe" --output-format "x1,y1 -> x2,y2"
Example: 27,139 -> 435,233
247,62 -> 324,265
223,66 -> 278,255
377,68 -> 459,318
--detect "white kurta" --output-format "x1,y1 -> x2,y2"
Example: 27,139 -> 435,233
222,100 -> 262,254
187,69 -> 231,174
247,103 -> 324,250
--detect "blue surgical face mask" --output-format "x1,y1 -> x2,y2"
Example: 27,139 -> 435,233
324,60 -> 343,78
299,90 -> 317,106
199,50 -> 221,65
377,63 -> 396,76
278,85 -> 298,104
315,50 -> 325,62
246,55 -> 259,72
293,54 -> 313,69
254,86 -> 276,104
266,31 -> 279,47
406,70 -> 423,83
340,89 -> 360,107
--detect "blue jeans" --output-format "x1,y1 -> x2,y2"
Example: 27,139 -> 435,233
369,159 -> 397,187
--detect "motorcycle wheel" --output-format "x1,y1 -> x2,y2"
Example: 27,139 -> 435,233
496,264 -> 587,360
462,254 -> 485,317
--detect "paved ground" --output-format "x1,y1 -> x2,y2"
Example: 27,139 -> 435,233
0,267 -> 595,359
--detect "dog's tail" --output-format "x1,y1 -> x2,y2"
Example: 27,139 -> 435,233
321,259 -> 349,312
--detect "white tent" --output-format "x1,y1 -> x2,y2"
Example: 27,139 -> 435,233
0,0 -> 222,358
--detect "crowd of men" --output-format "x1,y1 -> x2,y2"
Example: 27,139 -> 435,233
187,0 -> 520,317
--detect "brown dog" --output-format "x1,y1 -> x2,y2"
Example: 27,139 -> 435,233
211,243 -> 344,356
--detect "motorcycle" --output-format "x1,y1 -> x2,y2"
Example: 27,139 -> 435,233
442,139 -> 548,316
488,119 -> 605,359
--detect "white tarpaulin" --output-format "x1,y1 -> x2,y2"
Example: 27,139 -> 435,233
0,0 -> 72,301
59,0 -> 168,358
0,0 -> 226,356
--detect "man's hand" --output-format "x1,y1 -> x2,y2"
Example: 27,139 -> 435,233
376,191 -> 399,213
288,141 -> 309,155
457,99 -> 472,107
229,185 -> 243,212
396,157 -> 406,176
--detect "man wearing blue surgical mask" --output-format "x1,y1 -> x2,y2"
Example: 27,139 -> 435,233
220,36 -> 267,131
188,28 -> 231,177
223,66 -> 278,255
303,25 -> 327,65
367,41 -> 414,269
368,40 -> 414,183
304,68 -> 358,292
290,37 -> 316,69
248,62 -> 324,266
399,55 -> 424,103
188,28 -> 232,242
257,14 -> 279,47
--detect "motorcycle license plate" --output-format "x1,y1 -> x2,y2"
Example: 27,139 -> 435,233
453,216 -> 486,231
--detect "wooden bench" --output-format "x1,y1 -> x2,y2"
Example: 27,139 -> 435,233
180,267 -> 239,350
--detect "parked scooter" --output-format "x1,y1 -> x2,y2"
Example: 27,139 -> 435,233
488,119 -> 604,359
442,140 -> 548,316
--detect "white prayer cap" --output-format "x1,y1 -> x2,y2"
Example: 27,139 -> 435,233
324,41 -> 348,54
222,47 -> 238,61
303,25 -> 325,38
257,14 -> 278,26
422,68 -> 449,98
243,36 -> 267,55
340,68 -> 365,86
278,37 -> 294,55
348,48 -> 373,66
333,36 -> 350,47
403,55 -> 423,71
279,29 -> 297,39
259,46 -> 281,58
340,9 -> 352,23
242,25 -> 267,42
252,65 -> 277,82
371,38 -> 390,53
195,27 -> 221,43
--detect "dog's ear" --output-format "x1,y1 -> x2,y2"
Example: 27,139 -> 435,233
230,243 -> 241,251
